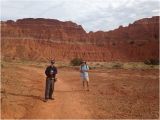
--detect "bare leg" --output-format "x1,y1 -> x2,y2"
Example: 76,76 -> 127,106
86,81 -> 89,91
83,81 -> 85,89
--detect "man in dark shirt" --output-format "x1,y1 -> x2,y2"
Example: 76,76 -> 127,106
44,59 -> 57,102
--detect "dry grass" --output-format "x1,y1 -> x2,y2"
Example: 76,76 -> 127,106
2,59 -> 159,70
88,61 -> 159,69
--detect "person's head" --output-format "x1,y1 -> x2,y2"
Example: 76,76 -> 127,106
82,61 -> 86,65
50,59 -> 55,66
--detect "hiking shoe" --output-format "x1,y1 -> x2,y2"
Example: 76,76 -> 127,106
43,99 -> 48,102
49,98 -> 55,100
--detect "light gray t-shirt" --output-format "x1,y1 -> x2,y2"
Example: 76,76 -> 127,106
80,65 -> 89,78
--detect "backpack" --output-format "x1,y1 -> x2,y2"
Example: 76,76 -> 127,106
81,65 -> 88,70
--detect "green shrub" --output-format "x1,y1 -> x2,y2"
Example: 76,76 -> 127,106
112,63 -> 123,69
144,59 -> 159,65
70,58 -> 83,66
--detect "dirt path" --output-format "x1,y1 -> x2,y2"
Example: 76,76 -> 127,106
5,66 -> 90,119
1,62 -> 159,119
25,77 -> 91,119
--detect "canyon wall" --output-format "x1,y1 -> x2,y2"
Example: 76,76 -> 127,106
1,16 -> 159,62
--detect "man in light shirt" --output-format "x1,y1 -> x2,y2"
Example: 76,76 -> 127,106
80,61 -> 90,91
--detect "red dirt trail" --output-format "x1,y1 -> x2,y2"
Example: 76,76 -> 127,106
1,63 -> 159,119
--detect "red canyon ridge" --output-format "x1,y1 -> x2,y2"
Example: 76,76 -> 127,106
1,16 -> 159,61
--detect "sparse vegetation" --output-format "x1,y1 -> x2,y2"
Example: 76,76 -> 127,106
70,58 -> 83,66
112,63 -> 123,69
1,63 -> 4,68
88,61 -> 159,69
96,63 -> 100,66
144,59 -> 159,65
2,60 -> 159,119
89,66 -> 96,70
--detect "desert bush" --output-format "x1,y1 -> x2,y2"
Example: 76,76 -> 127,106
100,65 -> 104,67
70,58 -> 83,66
144,59 -> 159,65
112,63 -> 123,69
89,66 -> 96,70
96,63 -> 100,66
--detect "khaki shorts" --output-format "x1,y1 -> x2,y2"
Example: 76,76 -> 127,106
81,76 -> 89,82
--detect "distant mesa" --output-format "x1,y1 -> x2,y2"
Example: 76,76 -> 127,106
1,16 -> 159,62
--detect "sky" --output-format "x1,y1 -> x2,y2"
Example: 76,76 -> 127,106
1,0 -> 160,32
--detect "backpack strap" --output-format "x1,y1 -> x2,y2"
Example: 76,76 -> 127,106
81,65 -> 88,70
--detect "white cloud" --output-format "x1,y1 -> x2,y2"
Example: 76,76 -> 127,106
1,0 -> 159,32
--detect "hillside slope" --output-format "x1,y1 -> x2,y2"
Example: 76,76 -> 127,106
1,16 -> 159,61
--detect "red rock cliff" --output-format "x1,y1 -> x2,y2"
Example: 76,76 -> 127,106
1,16 -> 159,61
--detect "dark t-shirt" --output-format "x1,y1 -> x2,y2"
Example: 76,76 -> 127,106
45,65 -> 57,78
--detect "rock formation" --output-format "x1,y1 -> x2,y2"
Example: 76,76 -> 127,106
1,16 -> 159,62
